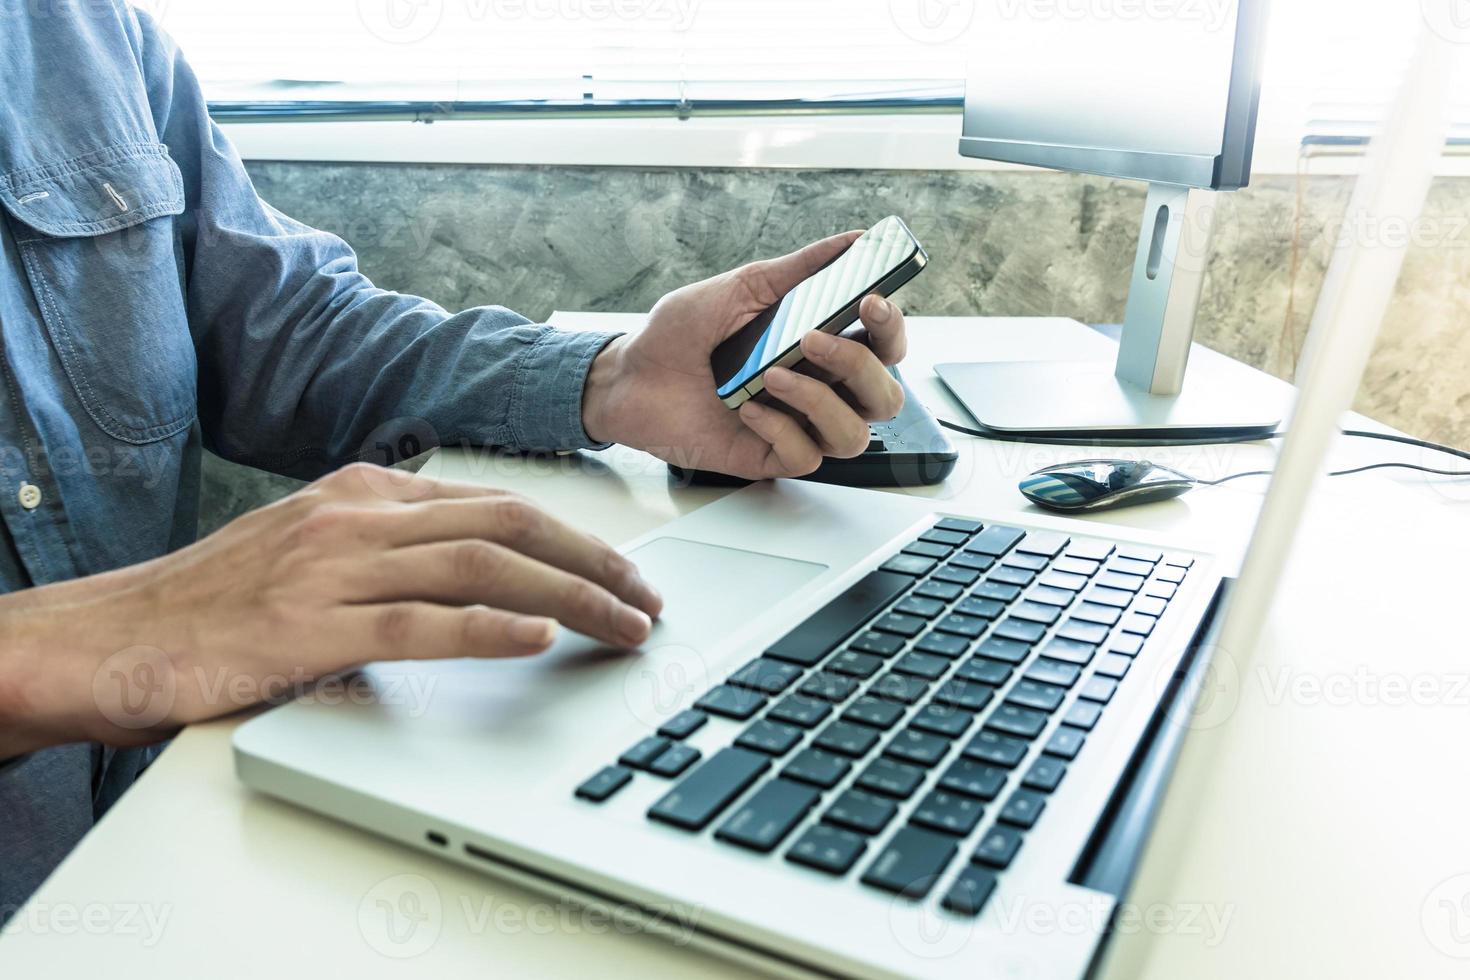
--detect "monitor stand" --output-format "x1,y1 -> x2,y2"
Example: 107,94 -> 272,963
936,183 -> 1288,440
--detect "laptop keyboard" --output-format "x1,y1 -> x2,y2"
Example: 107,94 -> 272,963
574,517 -> 1194,917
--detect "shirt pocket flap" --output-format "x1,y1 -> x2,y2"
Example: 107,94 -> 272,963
0,142 -> 184,239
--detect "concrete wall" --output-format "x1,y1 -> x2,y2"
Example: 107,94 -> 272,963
200,161 -> 1470,532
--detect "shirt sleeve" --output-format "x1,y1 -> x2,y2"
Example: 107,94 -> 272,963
130,11 -> 617,479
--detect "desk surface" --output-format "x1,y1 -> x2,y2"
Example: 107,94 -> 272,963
3,315 -> 1467,979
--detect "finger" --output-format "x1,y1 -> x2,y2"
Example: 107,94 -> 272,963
350,602 -> 560,661
858,294 -> 907,365
351,541 -> 654,648
740,231 -> 862,307
736,400 -> 823,477
327,461 -> 505,505
370,495 -> 661,616
761,367 -> 870,458
798,331 -> 905,422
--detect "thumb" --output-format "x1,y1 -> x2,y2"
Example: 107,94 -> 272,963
738,231 -> 862,308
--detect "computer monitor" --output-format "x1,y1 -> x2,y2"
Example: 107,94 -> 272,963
943,0 -> 1284,438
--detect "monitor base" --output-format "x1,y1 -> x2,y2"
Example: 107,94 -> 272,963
935,359 -> 1287,441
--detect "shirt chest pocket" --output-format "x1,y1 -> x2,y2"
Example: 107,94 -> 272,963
0,142 -> 197,444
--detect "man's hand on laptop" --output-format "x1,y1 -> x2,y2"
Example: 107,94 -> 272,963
0,465 -> 662,756
581,231 -> 908,480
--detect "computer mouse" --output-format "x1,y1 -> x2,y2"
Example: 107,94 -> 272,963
1019,459 -> 1198,513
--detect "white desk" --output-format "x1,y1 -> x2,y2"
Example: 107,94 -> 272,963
3,315 -> 1468,979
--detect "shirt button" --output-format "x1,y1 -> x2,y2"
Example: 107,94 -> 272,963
17,484 -> 42,510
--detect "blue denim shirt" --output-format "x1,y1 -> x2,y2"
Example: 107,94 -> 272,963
0,2 -> 615,915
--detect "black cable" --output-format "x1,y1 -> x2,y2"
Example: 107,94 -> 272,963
937,419 -> 1470,482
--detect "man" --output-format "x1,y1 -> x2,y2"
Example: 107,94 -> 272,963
0,2 -> 909,914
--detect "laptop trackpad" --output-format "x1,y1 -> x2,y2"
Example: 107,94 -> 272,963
358,536 -> 827,734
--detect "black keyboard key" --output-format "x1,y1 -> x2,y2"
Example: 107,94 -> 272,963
861,827 -> 958,898
783,748 -> 852,789
902,540 -> 952,560
657,709 -> 708,740
998,790 -> 1047,828
955,596 -> 1005,620
977,636 -> 1030,664
990,566 -> 1035,588
956,657 -> 1012,686
1066,540 -> 1115,562
575,765 -> 632,802
1073,602 -> 1122,626
914,579 -> 964,602
1094,653 -> 1132,679
986,703 -> 1049,739
1040,638 -> 1096,667
933,565 -> 982,587
767,569 -> 912,666
932,678 -> 995,713
855,758 -> 927,799
824,790 -> 897,835
843,696 -> 907,730
649,743 -> 701,777
768,695 -> 832,728
973,825 -> 1023,868
993,618 -> 1046,644
874,612 -> 926,638
1079,675 -> 1119,702
787,824 -> 867,875
893,650 -> 950,680
1062,700 -> 1103,730
1026,657 -> 1082,687
884,729 -> 952,768
850,631 -> 905,657
736,719 -> 805,756
695,684 -> 766,720
921,528 -> 969,547
1109,633 -> 1145,656
728,657 -> 804,695
966,525 -> 1025,556
881,554 -> 937,577
895,595 -> 946,619
648,748 -> 770,831
948,552 -> 995,572
1017,531 -> 1069,558
829,650 -> 884,679
973,580 -> 1023,603
1023,756 -> 1067,792
715,778 -> 820,852
1044,726 -> 1087,760
934,517 -> 982,534
911,790 -> 984,836
798,671 -> 861,703
909,703 -> 975,738
1006,679 -> 1067,712
1056,618 -> 1109,645
964,730 -> 1029,767
814,720 -> 882,758
1121,613 -> 1157,636
942,866 -> 999,916
914,631 -> 970,658
939,758 -> 1007,800
1011,601 -> 1062,626
870,672 -> 930,705
935,613 -> 988,639
619,735 -> 671,770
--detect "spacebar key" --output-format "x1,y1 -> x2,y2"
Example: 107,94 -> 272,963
766,570 -> 914,667
648,748 -> 771,831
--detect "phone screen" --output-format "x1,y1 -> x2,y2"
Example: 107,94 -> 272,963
712,216 -> 921,399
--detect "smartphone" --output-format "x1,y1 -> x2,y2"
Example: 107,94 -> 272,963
710,215 -> 927,409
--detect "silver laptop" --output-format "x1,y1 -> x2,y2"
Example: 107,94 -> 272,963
233,33 -> 1446,980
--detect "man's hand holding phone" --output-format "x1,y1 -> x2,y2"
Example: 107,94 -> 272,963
582,229 -> 912,480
